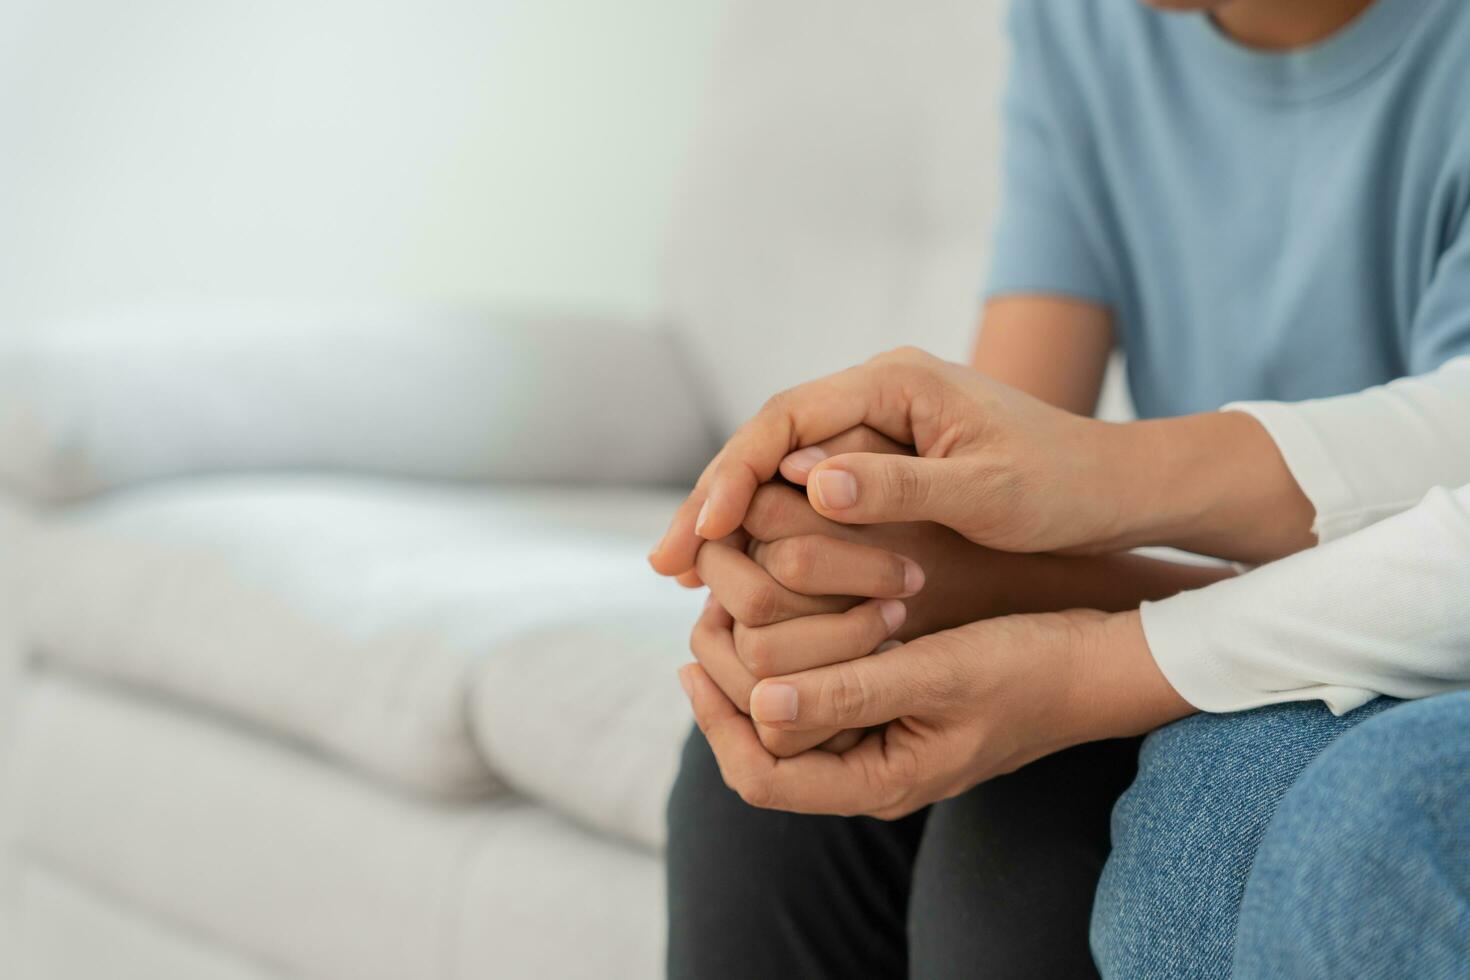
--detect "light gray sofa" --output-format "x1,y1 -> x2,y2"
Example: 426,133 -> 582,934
0,2 -> 1019,976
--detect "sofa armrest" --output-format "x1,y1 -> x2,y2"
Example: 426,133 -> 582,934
0,307 -> 716,502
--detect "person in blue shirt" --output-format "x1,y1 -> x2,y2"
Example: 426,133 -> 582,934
661,0 -> 1470,976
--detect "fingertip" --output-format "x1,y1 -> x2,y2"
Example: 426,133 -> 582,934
875,599 -> 906,634
649,519 -> 701,576
750,680 -> 800,726
695,490 -> 737,541
810,468 -> 859,511
779,446 -> 827,484
900,558 -> 925,596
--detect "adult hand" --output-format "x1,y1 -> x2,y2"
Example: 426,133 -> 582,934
650,347 -> 1124,579
664,423 -> 917,589
652,346 -> 1316,571
689,593 -> 897,757
681,609 -> 1194,819
690,426 -> 929,756
692,487 -> 921,756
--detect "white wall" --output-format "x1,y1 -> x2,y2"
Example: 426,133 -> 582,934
0,0 -> 727,330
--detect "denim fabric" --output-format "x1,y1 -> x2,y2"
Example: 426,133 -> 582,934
1233,690 -> 1470,979
1090,698 -> 1398,978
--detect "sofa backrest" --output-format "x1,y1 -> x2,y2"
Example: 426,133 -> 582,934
663,0 -> 1012,434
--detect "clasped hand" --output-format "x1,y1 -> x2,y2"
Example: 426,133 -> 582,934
656,348 -> 1192,818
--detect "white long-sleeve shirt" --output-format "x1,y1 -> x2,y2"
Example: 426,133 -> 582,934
1141,356 -> 1470,713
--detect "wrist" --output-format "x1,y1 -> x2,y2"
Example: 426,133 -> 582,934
1087,412 -> 1315,563
1060,609 -> 1194,744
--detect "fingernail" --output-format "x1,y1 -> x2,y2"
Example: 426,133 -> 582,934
781,446 -> 827,478
813,469 -> 858,509
751,682 -> 798,723
875,640 -> 902,653
901,559 -> 925,596
877,599 -> 906,634
695,499 -> 712,536
678,666 -> 695,700
702,592 -> 718,612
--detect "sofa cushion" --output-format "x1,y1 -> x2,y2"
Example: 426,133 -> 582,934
18,474 -> 699,799
12,673 -> 665,980
17,863 -> 284,980
472,611 -> 695,852
0,308 -> 714,502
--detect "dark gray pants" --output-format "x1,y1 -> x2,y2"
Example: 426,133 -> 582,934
665,727 -> 1140,979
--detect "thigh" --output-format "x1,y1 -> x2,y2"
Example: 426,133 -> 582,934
1234,692 -> 1470,979
908,737 -> 1142,980
1090,698 -> 1398,980
665,725 -> 927,980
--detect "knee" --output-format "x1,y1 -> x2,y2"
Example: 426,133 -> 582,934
1234,693 -> 1470,976
1260,692 -> 1470,855
1091,700 -> 1396,979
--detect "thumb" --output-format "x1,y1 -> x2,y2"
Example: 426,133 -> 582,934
806,453 -> 983,531
749,642 -> 942,731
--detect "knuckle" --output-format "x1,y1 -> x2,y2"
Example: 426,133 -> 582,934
873,797 -> 921,822
874,344 -> 927,366
736,580 -> 783,626
756,725 -> 804,759
737,774 -> 779,810
746,483 -> 792,532
823,664 -> 872,723
688,619 -> 711,658
885,463 -> 929,511
760,388 -> 796,417
770,537 -> 818,587
735,627 -> 775,678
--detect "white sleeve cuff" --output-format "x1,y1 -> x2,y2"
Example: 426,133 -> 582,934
1140,484 -> 1470,715
1224,356 -> 1470,544
1140,592 -> 1378,716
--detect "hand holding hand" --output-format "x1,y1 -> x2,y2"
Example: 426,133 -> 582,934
681,610 -> 1193,819
651,347 -> 1125,580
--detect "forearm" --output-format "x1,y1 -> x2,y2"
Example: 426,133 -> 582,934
1063,609 -> 1196,743
1077,411 -> 1316,564
914,545 -> 1234,637
972,296 -> 1113,415
985,550 -> 1233,618
1076,358 -> 1470,563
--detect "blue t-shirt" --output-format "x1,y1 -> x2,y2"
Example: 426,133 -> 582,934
985,0 -> 1470,419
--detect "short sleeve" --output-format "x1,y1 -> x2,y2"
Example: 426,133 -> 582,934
983,1 -> 1113,306
1409,194 -> 1470,372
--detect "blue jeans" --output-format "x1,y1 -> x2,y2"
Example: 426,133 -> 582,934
1093,693 -> 1470,978
1234,690 -> 1470,979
